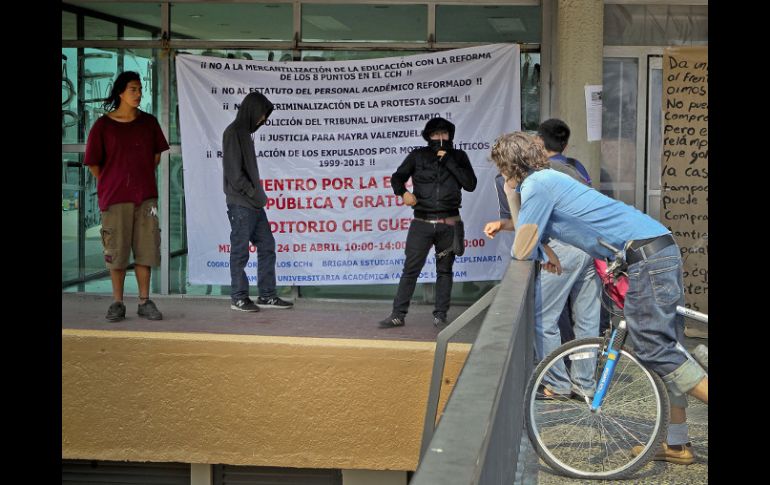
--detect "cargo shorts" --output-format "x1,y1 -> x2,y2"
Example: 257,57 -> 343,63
99,199 -> 161,270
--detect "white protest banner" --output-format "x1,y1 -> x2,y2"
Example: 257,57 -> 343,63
176,44 -> 520,286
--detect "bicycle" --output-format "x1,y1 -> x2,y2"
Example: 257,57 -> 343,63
523,238 -> 708,480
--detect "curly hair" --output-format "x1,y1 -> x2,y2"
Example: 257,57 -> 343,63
489,132 -> 550,184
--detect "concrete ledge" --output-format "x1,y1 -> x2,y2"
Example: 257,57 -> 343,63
62,329 -> 470,470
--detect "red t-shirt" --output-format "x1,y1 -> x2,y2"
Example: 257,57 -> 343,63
84,111 -> 170,211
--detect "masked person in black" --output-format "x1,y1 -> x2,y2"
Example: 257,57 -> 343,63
378,117 -> 477,328
222,91 -> 293,312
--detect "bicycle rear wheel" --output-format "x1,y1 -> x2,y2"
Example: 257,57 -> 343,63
524,337 -> 670,480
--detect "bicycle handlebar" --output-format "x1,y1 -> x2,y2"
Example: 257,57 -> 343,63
597,238 -> 622,255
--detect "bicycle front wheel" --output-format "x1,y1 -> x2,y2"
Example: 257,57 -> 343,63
524,338 -> 670,480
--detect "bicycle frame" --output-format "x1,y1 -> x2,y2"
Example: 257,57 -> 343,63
590,320 -> 626,411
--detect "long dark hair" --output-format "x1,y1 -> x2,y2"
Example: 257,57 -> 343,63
102,71 -> 141,111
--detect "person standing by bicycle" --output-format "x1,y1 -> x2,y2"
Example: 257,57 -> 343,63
489,131 -> 707,465
484,119 -> 601,400
84,71 -> 169,322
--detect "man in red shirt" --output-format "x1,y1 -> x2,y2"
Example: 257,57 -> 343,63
84,71 -> 170,322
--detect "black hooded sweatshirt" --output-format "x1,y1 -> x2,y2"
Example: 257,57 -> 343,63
222,91 -> 274,210
390,117 -> 477,218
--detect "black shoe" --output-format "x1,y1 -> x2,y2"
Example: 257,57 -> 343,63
433,313 -> 448,327
378,314 -> 405,328
231,298 -> 260,312
569,391 -> 593,403
256,296 -> 294,309
106,301 -> 126,322
137,299 -> 163,320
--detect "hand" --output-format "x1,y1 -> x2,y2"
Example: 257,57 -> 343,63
541,261 -> 562,275
437,149 -> 447,159
402,192 -> 417,206
483,221 -> 503,239
540,243 -> 562,275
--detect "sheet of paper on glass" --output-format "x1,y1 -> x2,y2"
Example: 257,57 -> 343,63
584,85 -> 602,142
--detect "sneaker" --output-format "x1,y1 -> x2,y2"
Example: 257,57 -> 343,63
433,313 -> 448,327
106,301 -> 126,322
378,314 -> 405,328
231,298 -> 260,312
631,442 -> 694,465
256,296 -> 294,309
137,299 -> 163,320
692,344 -> 708,371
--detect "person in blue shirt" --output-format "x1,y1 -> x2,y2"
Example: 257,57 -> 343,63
484,120 -> 600,401
489,131 -> 708,465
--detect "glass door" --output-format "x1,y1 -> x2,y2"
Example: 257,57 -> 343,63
646,55 -> 664,220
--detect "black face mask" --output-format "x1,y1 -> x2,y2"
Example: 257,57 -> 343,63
428,139 -> 452,152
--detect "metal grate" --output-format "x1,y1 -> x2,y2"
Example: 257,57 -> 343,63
214,465 -> 341,485
62,460 -> 190,484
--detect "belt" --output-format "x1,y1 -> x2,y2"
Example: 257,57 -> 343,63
414,217 -> 459,226
626,234 -> 676,264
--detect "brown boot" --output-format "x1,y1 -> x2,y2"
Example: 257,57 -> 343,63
631,442 -> 695,465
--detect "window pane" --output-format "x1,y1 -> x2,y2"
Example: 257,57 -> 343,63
63,1 -> 161,39
521,52 -> 540,131
436,5 -> 541,43
604,5 -> 708,46
84,16 -> 116,41
62,152 -> 82,283
62,153 -> 104,286
601,58 -> 638,206
300,50 -> 421,61
171,2 -> 293,40
123,25 -> 155,41
301,3 -> 427,43
63,11 -> 77,40
80,48 -> 118,143
169,154 -> 186,254
83,164 -> 104,278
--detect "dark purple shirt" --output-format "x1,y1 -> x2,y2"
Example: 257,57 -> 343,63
84,111 -> 170,211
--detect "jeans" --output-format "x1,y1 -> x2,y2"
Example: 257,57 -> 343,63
392,219 -> 455,318
536,240 -> 601,394
227,204 -> 276,302
624,242 -> 705,395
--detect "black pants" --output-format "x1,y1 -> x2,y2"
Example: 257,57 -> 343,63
392,219 -> 455,317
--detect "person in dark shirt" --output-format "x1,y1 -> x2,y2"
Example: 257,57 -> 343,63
378,117 -> 477,328
221,91 -> 293,312
84,71 -> 169,322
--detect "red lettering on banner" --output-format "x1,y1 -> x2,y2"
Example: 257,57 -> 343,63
321,177 -> 354,190
358,176 -> 378,189
342,219 -> 373,232
377,218 -> 412,231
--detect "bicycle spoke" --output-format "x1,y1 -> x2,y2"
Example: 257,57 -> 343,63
604,413 -> 648,448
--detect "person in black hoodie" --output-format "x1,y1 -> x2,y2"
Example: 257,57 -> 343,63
222,91 -> 293,311
378,117 -> 477,328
